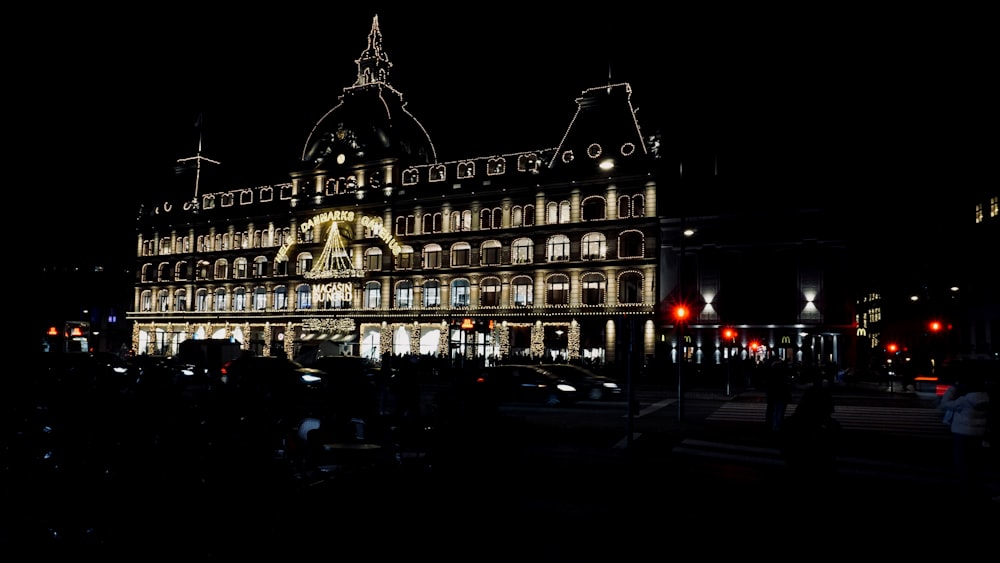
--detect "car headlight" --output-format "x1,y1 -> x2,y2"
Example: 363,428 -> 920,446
557,383 -> 577,393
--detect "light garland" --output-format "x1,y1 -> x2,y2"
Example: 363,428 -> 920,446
568,320 -> 581,361
437,319 -> 449,357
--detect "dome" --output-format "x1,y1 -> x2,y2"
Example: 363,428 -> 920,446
301,84 -> 435,169
299,15 -> 436,171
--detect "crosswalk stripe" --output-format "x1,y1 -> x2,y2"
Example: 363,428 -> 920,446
706,403 -> 952,439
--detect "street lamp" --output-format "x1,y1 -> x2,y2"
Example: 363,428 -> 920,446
675,223 -> 695,422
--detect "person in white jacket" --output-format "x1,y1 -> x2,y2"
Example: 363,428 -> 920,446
938,371 -> 991,503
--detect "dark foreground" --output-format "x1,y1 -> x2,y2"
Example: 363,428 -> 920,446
4,372 -> 997,558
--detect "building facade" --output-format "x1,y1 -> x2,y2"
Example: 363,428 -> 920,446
127,16 -> 856,381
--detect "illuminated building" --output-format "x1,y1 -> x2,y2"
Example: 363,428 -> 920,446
127,15 -> 858,377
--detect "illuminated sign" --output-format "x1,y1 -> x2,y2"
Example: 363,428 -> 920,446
276,210 -> 402,281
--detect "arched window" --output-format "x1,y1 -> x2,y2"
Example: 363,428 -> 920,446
581,232 -> 607,260
174,261 -> 188,281
451,242 -> 471,267
631,194 -> 645,217
547,200 -> 570,224
422,212 -> 443,234
398,245 -> 415,270
480,207 -> 502,230
480,277 -> 501,307
233,287 -> 247,311
511,276 -> 533,307
512,238 -> 533,264
364,281 -> 381,309
450,279 -> 471,307
158,289 -> 170,312
233,258 -> 248,279
273,286 -> 288,310
422,244 -> 442,269
297,252 -> 313,275
481,240 -> 502,265
195,289 -> 208,311
365,248 -> 383,271
581,196 -> 606,221
580,273 -> 606,305
296,285 -> 312,309
618,230 -> 644,258
253,287 -> 267,310
618,271 -> 643,304
254,256 -> 268,277
546,274 -> 569,306
547,235 -> 570,262
423,280 -> 440,308
214,288 -> 227,311
214,259 -> 229,280
395,280 -> 414,309
274,257 -> 288,277
175,289 -> 187,311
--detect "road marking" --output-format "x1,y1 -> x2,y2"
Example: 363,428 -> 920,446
707,403 -> 952,438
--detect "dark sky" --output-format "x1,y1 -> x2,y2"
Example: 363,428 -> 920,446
26,7 -> 991,266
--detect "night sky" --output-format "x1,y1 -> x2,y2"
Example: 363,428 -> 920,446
26,7 -> 990,270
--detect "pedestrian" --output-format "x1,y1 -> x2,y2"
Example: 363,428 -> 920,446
764,359 -> 793,432
938,368 -> 991,504
779,384 -> 841,493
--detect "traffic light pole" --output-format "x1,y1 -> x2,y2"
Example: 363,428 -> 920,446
677,218 -> 686,422
677,322 -> 684,422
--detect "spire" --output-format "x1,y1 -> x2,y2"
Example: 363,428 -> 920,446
355,14 -> 392,87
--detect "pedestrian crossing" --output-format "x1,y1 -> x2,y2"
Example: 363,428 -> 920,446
706,402 -> 953,439
673,401 -> 999,497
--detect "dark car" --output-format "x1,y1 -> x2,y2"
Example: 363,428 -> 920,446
310,355 -> 381,421
479,364 -> 581,406
533,364 -> 622,401
219,356 -> 331,420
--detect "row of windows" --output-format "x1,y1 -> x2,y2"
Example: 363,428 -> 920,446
140,193 -> 647,257
394,194 -> 645,235
140,231 -> 647,283
138,271 -> 646,312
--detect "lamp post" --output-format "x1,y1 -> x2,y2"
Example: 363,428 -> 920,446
675,223 -> 694,422
723,328 -> 736,396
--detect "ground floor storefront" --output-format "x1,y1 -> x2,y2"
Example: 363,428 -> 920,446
131,317 -> 849,382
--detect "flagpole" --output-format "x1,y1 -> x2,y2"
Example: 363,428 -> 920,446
176,113 -> 219,200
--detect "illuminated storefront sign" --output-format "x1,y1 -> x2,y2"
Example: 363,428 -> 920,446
276,209 -> 403,281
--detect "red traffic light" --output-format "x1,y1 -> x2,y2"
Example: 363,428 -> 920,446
673,305 -> 689,322
887,343 -> 899,353
928,321 -> 942,333
723,328 -> 736,340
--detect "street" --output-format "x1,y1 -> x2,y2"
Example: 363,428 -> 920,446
5,380 -> 996,556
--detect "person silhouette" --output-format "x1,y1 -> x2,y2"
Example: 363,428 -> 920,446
938,368 -> 991,504
779,383 -> 840,493
764,359 -> 793,432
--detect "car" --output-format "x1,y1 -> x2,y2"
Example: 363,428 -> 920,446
219,356 -> 331,420
479,364 -> 581,406
533,364 -> 622,401
310,355 -> 382,420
